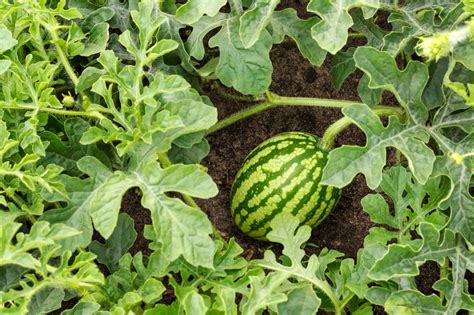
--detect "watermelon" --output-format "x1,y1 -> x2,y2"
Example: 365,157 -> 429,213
230,132 -> 340,241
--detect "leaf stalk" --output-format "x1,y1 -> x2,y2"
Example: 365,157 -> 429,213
320,106 -> 405,150
0,102 -> 106,119
229,0 -> 243,14
39,20 -> 79,87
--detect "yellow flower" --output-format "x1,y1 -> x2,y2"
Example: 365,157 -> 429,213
417,33 -> 451,61
417,17 -> 474,61
449,153 -> 464,165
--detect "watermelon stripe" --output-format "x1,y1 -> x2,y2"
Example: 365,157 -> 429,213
245,133 -> 318,160
231,143 -> 316,213
237,152 -> 321,221
248,180 -> 315,238
235,149 -> 315,226
243,153 -> 317,233
237,138 -> 318,181
299,185 -> 327,225
312,189 -> 340,226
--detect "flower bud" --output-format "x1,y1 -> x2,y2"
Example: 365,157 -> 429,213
62,94 -> 75,107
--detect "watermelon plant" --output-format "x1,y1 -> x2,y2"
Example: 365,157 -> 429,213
0,0 -> 473,314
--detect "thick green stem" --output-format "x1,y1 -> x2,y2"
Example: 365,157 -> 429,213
157,152 -> 172,168
440,257 -> 450,278
320,106 -> 405,150
0,102 -> 106,119
439,257 -> 450,300
320,117 -> 352,151
156,153 -> 226,242
207,91 -> 366,135
40,22 -> 79,87
207,102 -> 274,135
27,214 -> 37,224
348,32 -> 365,38
229,0 -> 243,14
339,293 -> 355,313
208,92 -> 405,151
265,91 -> 360,108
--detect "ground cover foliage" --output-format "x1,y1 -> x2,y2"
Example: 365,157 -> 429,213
0,0 -> 473,314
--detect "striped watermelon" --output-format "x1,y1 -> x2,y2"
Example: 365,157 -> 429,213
230,132 -> 340,241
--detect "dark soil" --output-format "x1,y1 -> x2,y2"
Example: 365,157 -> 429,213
122,188 -> 152,256
416,262 -> 440,296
